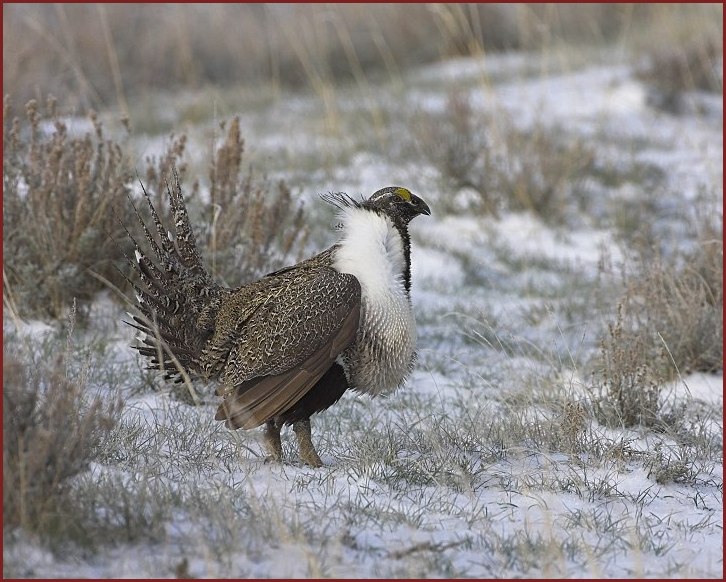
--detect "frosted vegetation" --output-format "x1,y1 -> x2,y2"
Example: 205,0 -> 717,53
3,4 -> 722,578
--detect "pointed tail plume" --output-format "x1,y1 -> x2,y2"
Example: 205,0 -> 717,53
116,170 -> 224,383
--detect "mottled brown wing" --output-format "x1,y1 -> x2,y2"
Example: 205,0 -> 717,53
215,303 -> 359,429
214,268 -> 361,429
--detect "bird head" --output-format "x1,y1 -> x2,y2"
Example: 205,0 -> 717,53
364,186 -> 431,224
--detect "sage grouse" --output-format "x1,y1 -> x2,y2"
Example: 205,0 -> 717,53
122,176 -> 430,466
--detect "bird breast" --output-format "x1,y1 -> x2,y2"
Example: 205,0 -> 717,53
332,208 -> 417,395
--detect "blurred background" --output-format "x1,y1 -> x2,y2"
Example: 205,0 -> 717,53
4,3 -> 722,115
3,5 -> 724,577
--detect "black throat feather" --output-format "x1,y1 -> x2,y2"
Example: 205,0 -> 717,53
391,218 -> 412,294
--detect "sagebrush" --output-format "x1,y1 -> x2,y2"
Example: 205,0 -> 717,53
197,117 -> 309,286
3,310 -> 121,546
3,96 -> 135,319
413,91 -> 594,222
590,224 -> 722,428
3,97 -> 309,321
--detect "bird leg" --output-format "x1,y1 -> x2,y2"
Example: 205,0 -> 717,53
293,419 -> 323,467
263,420 -> 282,462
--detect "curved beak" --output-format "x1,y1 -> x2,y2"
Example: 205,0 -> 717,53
411,195 -> 431,216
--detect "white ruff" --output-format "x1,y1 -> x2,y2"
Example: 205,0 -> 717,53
332,207 -> 406,298
332,207 -> 416,395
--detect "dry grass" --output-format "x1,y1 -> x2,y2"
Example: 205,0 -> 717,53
590,302 -> 669,429
3,307 -> 122,546
590,222 -> 723,428
413,91 -> 595,222
3,4 -> 688,112
630,218 -> 722,377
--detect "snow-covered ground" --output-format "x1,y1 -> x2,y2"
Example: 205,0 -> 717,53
4,47 -> 723,578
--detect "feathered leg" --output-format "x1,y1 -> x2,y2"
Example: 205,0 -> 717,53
293,419 -> 323,467
263,420 -> 282,462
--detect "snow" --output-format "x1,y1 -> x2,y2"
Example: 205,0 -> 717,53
666,373 -> 724,406
4,318 -> 55,340
487,212 -> 621,266
413,247 -> 467,289
4,45 -> 723,579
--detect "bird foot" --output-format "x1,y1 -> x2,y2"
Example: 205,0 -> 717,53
293,419 -> 323,468
263,420 -> 282,462
299,448 -> 323,468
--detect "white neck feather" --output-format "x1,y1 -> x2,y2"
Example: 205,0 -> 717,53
332,207 -> 406,300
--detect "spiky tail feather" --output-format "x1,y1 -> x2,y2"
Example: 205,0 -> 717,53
117,170 -> 222,383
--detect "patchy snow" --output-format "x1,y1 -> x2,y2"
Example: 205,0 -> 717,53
4,317 -> 56,340
412,247 -> 466,289
487,212 -> 621,266
493,65 -> 649,126
666,373 -> 724,406
4,46 -> 722,579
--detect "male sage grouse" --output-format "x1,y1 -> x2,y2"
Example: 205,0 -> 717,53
121,175 -> 430,466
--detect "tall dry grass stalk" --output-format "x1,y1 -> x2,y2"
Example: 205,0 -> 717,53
7,4 -> 717,111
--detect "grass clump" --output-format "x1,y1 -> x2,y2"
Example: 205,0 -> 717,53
632,252 -> 722,376
590,224 -> 722,428
3,95 -> 135,320
636,38 -> 723,114
589,302 -> 668,429
644,443 -> 695,485
2,308 -> 122,548
627,222 -> 722,377
413,91 -> 595,223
